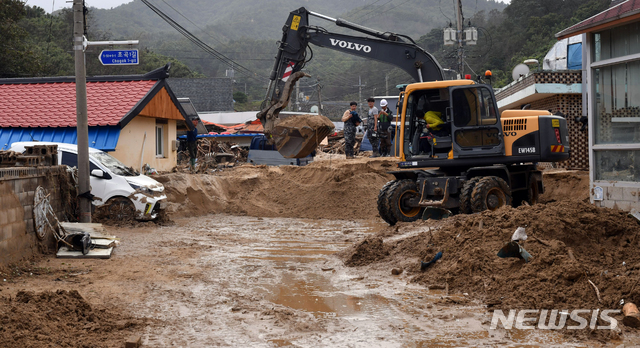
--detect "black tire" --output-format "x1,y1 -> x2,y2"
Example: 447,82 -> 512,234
388,179 -> 424,223
377,180 -> 398,225
107,197 -> 135,220
459,177 -> 481,214
471,176 -> 512,213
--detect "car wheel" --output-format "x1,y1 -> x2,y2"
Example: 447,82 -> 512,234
106,197 -> 135,220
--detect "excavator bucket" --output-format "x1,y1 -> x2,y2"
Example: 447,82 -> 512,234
270,115 -> 335,158
258,71 -> 335,158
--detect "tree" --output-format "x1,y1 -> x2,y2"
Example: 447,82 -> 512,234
0,0 -> 40,77
233,91 -> 247,103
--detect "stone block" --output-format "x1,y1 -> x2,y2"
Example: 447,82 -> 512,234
7,208 -> 16,223
602,199 -> 617,210
12,221 -> 25,236
0,210 -> 8,226
26,191 -> 35,204
614,200 -> 638,212
606,187 -> 625,201
17,192 -> 28,205
1,225 -> 12,241
25,219 -> 34,234
622,188 -> 640,202
125,335 -> 142,348
13,180 -> 22,194
23,205 -> 32,220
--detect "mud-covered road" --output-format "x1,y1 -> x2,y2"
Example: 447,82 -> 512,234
3,213 -> 623,347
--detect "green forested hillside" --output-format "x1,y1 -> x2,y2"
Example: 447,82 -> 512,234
0,0 -> 613,114
92,0 -> 506,41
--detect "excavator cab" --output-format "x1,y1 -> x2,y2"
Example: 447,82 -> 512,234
400,81 -> 505,163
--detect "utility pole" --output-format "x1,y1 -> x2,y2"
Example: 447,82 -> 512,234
354,76 -> 365,115
317,83 -> 323,115
295,80 -> 300,112
456,0 -> 464,77
73,0 -> 91,223
385,73 -> 389,96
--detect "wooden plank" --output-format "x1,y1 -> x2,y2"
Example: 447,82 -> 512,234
56,246 -> 113,259
92,239 -> 117,249
59,222 -> 117,239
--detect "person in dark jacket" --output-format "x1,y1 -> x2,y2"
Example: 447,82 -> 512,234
377,99 -> 393,156
187,119 -> 198,171
341,102 -> 361,159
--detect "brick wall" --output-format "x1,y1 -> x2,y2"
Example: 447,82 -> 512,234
0,167 -> 65,265
495,71 -> 582,101
495,74 -> 535,100
530,94 -> 588,170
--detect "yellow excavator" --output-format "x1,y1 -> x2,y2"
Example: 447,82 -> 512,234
259,8 -> 570,224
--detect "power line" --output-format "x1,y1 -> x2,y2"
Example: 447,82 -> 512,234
159,0 -> 226,46
353,0 -> 394,22
357,0 -> 414,23
140,0 -> 264,81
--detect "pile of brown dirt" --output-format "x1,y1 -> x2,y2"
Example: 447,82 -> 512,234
275,114 -> 335,129
539,170 -> 590,203
342,200 -> 640,312
156,159 -> 395,220
0,289 -> 144,348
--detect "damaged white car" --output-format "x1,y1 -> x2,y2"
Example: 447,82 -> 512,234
10,141 -> 166,220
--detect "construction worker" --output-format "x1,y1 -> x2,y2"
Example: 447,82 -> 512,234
342,101 -> 361,159
187,119 -> 198,171
366,97 -> 380,157
377,99 -> 393,156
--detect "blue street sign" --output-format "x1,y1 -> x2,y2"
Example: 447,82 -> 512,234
98,49 -> 139,65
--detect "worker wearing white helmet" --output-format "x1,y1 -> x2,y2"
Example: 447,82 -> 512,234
378,99 -> 393,156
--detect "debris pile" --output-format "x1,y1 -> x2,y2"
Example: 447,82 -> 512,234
0,290 -> 143,348
0,144 -> 58,167
342,200 -> 640,314
157,159 -> 395,220
176,138 -> 248,173
318,131 -> 364,155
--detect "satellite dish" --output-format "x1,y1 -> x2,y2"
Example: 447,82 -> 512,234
512,63 -> 530,81
523,59 -> 539,66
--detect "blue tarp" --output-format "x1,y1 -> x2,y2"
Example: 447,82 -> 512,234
568,43 -> 582,70
0,126 -> 121,151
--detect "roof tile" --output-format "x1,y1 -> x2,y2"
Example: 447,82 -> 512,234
0,80 -> 157,128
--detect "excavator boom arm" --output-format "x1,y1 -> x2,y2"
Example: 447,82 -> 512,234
258,7 -> 444,158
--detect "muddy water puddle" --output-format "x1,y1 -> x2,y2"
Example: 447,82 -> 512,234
122,215 -> 606,347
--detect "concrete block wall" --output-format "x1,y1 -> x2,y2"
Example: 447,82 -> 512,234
0,167 -> 65,265
595,185 -> 640,212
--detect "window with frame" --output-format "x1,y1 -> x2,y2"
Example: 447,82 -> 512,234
592,24 -> 640,182
451,87 -> 500,147
156,124 -> 165,157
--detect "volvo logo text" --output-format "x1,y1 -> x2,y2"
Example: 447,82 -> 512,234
329,39 -> 372,53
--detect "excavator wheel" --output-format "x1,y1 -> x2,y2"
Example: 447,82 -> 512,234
388,179 -> 423,223
470,176 -> 512,213
459,177 -> 481,214
377,180 -> 398,225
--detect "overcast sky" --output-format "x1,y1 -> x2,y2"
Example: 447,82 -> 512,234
25,0 -> 511,13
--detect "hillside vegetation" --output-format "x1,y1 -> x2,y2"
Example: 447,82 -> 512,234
1,0 -> 611,115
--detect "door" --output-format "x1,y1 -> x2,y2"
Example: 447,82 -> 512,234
449,85 -> 504,158
60,151 -> 108,203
